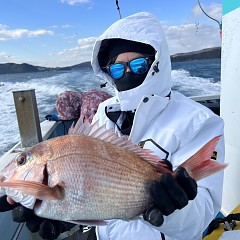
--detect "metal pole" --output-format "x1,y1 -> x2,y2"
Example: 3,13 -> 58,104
12,89 -> 42,147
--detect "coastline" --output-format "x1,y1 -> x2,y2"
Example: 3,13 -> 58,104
0,47 -> 221,75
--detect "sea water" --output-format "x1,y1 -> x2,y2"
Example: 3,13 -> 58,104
0,59 -> 221,156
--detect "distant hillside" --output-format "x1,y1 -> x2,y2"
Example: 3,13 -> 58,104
0,47 -> 221,75
69,62 -> 92,70
0,61 -> 92,75
0,63 -> 39,74
171,47 -> 221,62
54,62 -> 92,71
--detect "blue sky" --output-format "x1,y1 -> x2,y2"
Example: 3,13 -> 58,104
0,0 -> 222,67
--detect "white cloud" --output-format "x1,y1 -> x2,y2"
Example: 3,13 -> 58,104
162,3 -> 222,55
46,36 -> 97,67
77,36 -> 96,46
161,3 -> 222,55
207,3 -> 222,23
193,3 -> 222,24
0,36 -> 96,67
49,24 -> 73,29
0,24 -> 7,29
62,24 -> 73,28
163,23 -> 221,55
0,51 -> 10,61
58,36 -> 96,56
0,25 -> 53,41
60,0 -> 90,5
0,51 -> 23,63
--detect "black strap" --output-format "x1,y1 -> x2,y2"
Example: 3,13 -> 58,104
105,107 -> 135,135
161,232 -> 165,240
62,226 -> 96,240
87,227 -> 97,240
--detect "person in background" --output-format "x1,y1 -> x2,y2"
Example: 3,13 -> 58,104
0,12 -> 225,240
89,11 -> 225,240
56,89 -> 112,122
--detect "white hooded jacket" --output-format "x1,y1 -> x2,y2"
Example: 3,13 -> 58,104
91,12 -> 225,240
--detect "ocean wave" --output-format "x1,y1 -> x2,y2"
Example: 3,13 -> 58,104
0,62 -> 220,156
171,69 -> 220,96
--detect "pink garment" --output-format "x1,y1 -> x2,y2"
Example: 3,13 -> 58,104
81,89 -> 112,122
56,91 -> 83,120
56,89 -> 112,122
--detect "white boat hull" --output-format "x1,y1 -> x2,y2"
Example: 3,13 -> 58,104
221,1 -> 240,215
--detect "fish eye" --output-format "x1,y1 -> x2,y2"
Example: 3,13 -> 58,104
16,153 -> 29,166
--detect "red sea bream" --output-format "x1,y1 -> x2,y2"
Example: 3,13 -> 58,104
0,118 -> 227,224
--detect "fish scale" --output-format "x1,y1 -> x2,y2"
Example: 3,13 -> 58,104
32,142 -> 155,220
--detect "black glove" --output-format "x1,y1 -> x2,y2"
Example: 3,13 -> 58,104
0,195 -> 76,240
143,167 -> 197,227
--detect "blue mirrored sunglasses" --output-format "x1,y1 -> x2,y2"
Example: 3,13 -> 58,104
106,57 -> 153,80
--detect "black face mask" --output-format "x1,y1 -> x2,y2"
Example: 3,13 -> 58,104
114,71 -> 148,92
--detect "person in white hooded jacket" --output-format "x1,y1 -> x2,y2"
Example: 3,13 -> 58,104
0,11 -> 224,240
90,12 -> 225,240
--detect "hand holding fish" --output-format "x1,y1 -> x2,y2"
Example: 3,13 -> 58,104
0,195 -> 76,240
143,167 -> 197,226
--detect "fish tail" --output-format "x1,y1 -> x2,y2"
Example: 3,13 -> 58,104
178,136 -> 228,181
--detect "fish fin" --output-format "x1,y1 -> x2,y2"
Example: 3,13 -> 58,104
0,180 -> 64,200
67,220 -> 107,226
178,136 -> 228,181
69,116 -> 91,136
69,118 -> 171,172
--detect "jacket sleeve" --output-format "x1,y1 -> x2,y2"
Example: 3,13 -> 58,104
142,114 -> 225,240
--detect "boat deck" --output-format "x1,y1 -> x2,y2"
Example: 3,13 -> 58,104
204,205 -> 240,239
